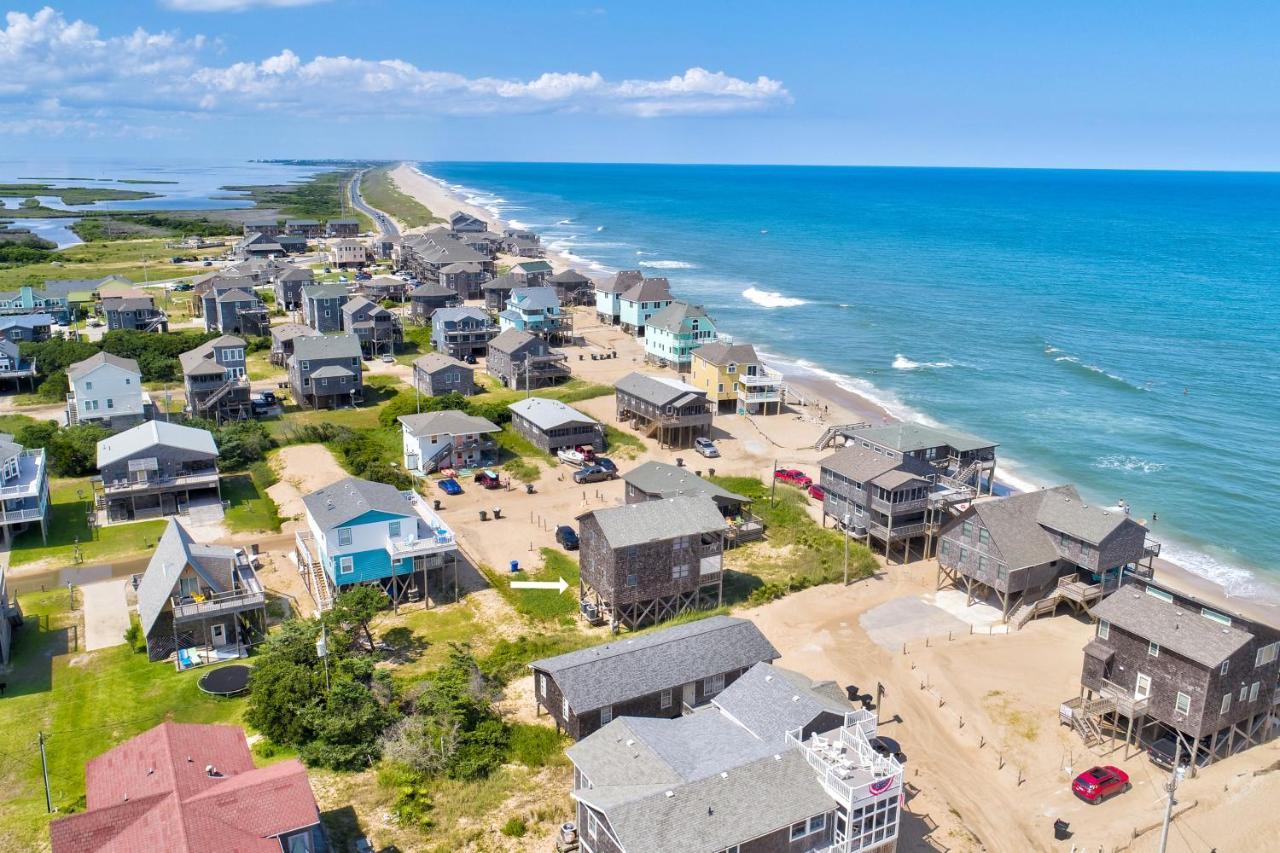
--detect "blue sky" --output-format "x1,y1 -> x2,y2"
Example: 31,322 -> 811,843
2,1 -> 1278,169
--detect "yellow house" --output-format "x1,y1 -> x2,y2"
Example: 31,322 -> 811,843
690,341 -> 785,415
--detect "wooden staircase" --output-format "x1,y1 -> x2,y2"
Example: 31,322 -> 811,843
296,536 -> 333,612
1061,696 -> 1114,746
814,422 -> 869,451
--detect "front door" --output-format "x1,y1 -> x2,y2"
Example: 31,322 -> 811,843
1135,673 -> 1152,700
682,682 -> 696,711
210,623 -> 227,647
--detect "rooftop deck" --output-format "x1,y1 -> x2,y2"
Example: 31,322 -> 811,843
94,468 -> 220,496
386,491 -> 457,558
171,560 -> 265,621
0,449 -> 47,501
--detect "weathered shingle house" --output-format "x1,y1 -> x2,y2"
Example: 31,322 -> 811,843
399,410 -> 500,474
191,273 -> 255,319
0,432 -> 49,545
242,218 -> 280,238
510,259 -> 553,284
430,306 -> 498,359
498,286 -> 568,341
295,476 -> 458,611
412,352 -> 475,397
288,333 -> 364,409
577,495 -> 728,630
269,322 -> 319,366
481,272 -> 521,312
274,234 -> 307,254
202,286 -> 268,337
546,268 -> 594,305
449,210 -> 488,233
273,264 -> 314,310
409,282 -> 460,322
509,397 -> 603,454
642,301 -> 717,370
285,218 -> 323,238
486,328 -> 570,389
568,661 -> 905,853
618,276 -> 673,336
233,232 -> 285,259
100,294 -> 168,333
439,261 -> 488,299
342,296 -> 402,356
0,338 -> 37,392
690,340 -> 785,415
594,270 -> 642,326
530,615 -> 780,740
301,283 -> 350,333
359,275 -> 409,303
398,233 -> 494,282
134,518 -> 265,663
326,218 -> 360,238
180,335 -> 251,422
936,484 -> 1159,622
94,421 -> 220,524
49,722 -> 326,853
614,372 -> 712,448
834,422 -> 1000,494
621,461 -> 763,545
66,352 -> 150,429
1067,579 -> 1280,770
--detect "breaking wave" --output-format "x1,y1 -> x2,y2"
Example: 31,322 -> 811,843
892,354 -> 955,371
742,286 -> 808,308
639,259 -> 697,269
1093,455 -> 1167,474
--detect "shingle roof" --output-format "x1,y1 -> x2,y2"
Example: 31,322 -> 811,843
276,265 -> 314,281
481,273 -> 521,291
301,284 -> 348,301
49,722 -> 321,853
614,372 -> 708,408
548,268 -> 592,284
179,335 -> 246,375
1090,588 -> 1255,667
292,333 -> 361,361
488,327 -> 538,354
302,476 -> 412,530
693,340 -> 760,367
713,662 -> 849,741
595,270 -> 644,295
847,422 -> 997,454
97,421 -> 217,469
622,461 -> 749,506
136,519 -> 239,636
412,352 -> 470,375
1035,489 -> 1133,545
270,323 -> 318,344
819,443 -> 936,485
645,301 -> 710,334
530,616 -> 778,713
67,352 -> 139,381
508,397 -> 597,432
309,365 -> 355,381
430,306 -> 491,326
580,494 -> 727,549
620,276 -> 673,304
508,286 -> 560,311
439,261 -> 485,274
398,410 -> 499,437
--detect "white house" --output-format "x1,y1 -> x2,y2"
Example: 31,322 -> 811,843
66,352 -> 151,428
328,239 -> 367,268
398,410 -> 501,474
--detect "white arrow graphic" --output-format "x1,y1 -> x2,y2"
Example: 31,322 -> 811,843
510,577 -> 570,594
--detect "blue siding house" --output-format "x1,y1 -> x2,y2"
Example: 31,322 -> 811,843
295,477 -> 458,611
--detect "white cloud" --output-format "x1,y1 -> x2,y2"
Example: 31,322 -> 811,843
160,0 -> 333,12
0,7 -> 790,133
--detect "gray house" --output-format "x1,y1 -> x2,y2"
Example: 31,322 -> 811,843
529,615 -> 780,740
614,372 -> 712,448
136,518 -> 266,664
93,420 -> 220,524
180,335 -> 250,422
409,282 -> 459,323
326,218 -> 360,238
508,397 -> 603,454
273,265 -> 314,311
100,295 -> 168,333
568,661 -> 905,853
285,219 -> 322,238
546,268 -> 594,305
486,328 -> 570,389
621,461 -> 762,546
481,273 -> 521,312
269,322 -> 319,366
412,353 -> 476,397
342,296 -> 402,356
288,333 -> 364,409
0,339 -> 37,392
430,306 -> 498,359
243,219 -> 280,238
301,284 -> 350,333
833,422 -> 999,494
1070,580 -> 1280,770
936,484 -> 1158,622
439,262 -> 488,299
203,287 -> 268,337
448,211 -> 488,233
577,495 -> 728,630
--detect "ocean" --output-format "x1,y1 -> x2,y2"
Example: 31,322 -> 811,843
421,161 -> 1280,599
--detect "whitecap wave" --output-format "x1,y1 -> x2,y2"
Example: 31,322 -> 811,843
557,218 -> 573,225
742,286 -> 808,308
893,354 -> 955,371
1094,455 -> 1167,474
1157,540 -> 1268,599
1048,350 -> 1148,392
596,225 -> 606,232
507,219 -> 530,230
639,260 -> 697,270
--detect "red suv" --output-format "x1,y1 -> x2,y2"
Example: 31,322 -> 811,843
807,484 -> 826,501
1072,766 -> 1129,804
774,468 -> 813,488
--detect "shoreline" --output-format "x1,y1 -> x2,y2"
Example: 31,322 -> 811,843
389,161 -> 1280,626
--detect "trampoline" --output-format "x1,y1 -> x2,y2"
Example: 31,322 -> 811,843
198,664 -> 252,697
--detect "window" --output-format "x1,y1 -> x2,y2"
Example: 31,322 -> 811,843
978,527 -> 990,546
337,527 -> 352,546
85,380 -> 92,390
703,673 -> 725,695
600,705 -> 612,725
1175,692 -> 1191,715
1249,681 -> 1260,702
301,360 -> 310,371
1240,685 -> 1248,702
1221,660 -> 1230,676
1201,608 -> 1231,626
1255,642 -> 1279,667
106,398 -> 114,409
1145,585 -> 1174,603
1148,641 -> 1160,658
538,674 -> 546,697
1221,693 -> 1232,715
809,814 -> 827,834
338,556 -> 354,575
562,697 -> 570,718
179,576 -> 200,598
1098,620 -> 1110,640
388,520 -> 401,537
962,520 -> 973,538
672,564 -> 690,580
125,377 -> 131,385
790,822 -> 807,842
625,573 -> 638,588
660,689 -> 672,709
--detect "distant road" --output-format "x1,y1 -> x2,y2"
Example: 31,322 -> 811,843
349,169 -> 400,239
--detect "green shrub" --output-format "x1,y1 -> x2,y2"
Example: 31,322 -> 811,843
500,817 -> 528,838
123,617 -> 145,653
508,723 -> 565,768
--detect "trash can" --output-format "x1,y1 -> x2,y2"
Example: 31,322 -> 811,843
510,560 -> 519,573
479,510 -> 488,521
493,507 -> 503,519
676,457 -> 685,468
708,467 -> 716,477
433,499 -> 441,511
525,483 -> 535,495
1052,819 -> 1070,841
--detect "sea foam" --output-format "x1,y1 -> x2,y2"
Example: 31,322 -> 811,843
893,354 -> 955,370
742,287 -> 808,308
639,260 -> 697,269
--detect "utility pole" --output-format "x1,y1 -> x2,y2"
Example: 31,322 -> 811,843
39,732 -> 52,813
843,514 -> 851,584
1157,737 -> 1183,853
770,459 -> 778,506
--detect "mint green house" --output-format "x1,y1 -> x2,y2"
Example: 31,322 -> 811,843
643,302 -> 718,370
295,476 -> 458,610
618,277 -> 674,336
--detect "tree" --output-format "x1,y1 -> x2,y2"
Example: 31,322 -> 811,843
44,424 -> 112,476
245,619 -> 327,746
328,585 -> 387,651
298,680 -> 396,770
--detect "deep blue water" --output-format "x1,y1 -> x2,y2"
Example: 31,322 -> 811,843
423,162 -> 1280,597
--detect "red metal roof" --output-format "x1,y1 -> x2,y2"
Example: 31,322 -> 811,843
50,722 -> 321,853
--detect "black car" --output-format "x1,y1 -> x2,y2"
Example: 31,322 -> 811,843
555,525 -> 579,550
1146,735 -> 1213,770
594,457 -> 617,474
464,353 -> 478,365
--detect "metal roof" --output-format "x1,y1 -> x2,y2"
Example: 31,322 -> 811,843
508,397 -> 597,432
580,494 -> 727,549
1090,588 -> 1255,668
97,421 -> 217,469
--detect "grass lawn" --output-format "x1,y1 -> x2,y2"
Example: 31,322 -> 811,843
361,167 -> 442,229
603,425 -> 644,459
222,462 -> 283,534
8,478 -> 168,568
486,547 -> 581,623
394,324 -> 433,364
245,349 -> 281,382
496,422 -> 554,465
0,589 -> 247,850
472,377 -> 614,409
0,238 -> 223,289
0,413 -> 40,433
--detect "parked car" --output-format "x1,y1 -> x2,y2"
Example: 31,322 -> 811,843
464,354 -> 478,365
437,477 -> 463,496
1147,736 -> 1213,771
693,436 -> 720,458
593,457 -> 617,475
555,525 -> 579,551
807,484 -> 826,501
573,465 -> 615,484
258,390 -> 277,406
475,470 -> 502,489
171,282 -> 194,292
774,468 -> 813,488
202,260 -> 213,267
1071,766 -> 1129,804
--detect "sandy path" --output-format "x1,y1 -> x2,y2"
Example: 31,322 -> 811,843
268,443 -> 348,527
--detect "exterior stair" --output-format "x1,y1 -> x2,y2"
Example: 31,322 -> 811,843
814,422 -> 869,451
